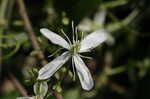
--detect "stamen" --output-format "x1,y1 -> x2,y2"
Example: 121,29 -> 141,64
48,48 -> 64,58
61,29 -> 72,45
81,32 -> 84,41
79,54 -> 93,60
75,27 -> 78,41
72,57 -> 76,81
72,21 -> 75,43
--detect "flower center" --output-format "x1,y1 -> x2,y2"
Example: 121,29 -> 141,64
70,41 -> 80,55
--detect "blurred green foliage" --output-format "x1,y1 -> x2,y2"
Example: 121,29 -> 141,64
0,0 -> 150,99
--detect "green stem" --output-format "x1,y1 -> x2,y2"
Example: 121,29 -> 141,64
102,0 -> 127,8
109,66 -> 127,75
0,0 -> 8,26
0,0 -> 8,18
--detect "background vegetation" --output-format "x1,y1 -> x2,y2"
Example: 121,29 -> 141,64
0,0 -> 150,99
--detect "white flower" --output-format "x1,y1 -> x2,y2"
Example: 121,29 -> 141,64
38,26 -> 108,91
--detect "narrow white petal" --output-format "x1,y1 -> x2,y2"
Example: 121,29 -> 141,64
79,29 -> 108,52
17,97 -> 35,99
38,52 -> 70,80
73,55 -> 94,91
40,28 -> 70,49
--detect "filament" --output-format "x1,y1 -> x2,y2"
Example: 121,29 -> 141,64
48,48 -> 64,58
81,32 -> 84,41
79,54 -> 93,60
61,29 -> 72,45
75,27 -> 78,41
72,21 -> 75,43
72,57 -> 76,81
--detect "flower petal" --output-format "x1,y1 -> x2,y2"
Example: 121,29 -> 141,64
40,28 -> 70,49
17,97 -> 35,99
79,29 -> 108,52
73,55 -> 94,91
38,51 -> 70,80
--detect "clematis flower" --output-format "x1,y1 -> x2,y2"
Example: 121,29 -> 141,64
38,26 -> 108,91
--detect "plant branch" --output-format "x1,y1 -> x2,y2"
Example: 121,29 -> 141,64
16,0 -> 47,66
108,80 -> 127,94
9,73 -> 28,96
53,91 -> 63,99
16,0 -> 62,98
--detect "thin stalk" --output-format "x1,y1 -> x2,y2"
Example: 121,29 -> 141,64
16,0 -> 47,66
0,0 -> 8,19
9,73 -> 28,96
